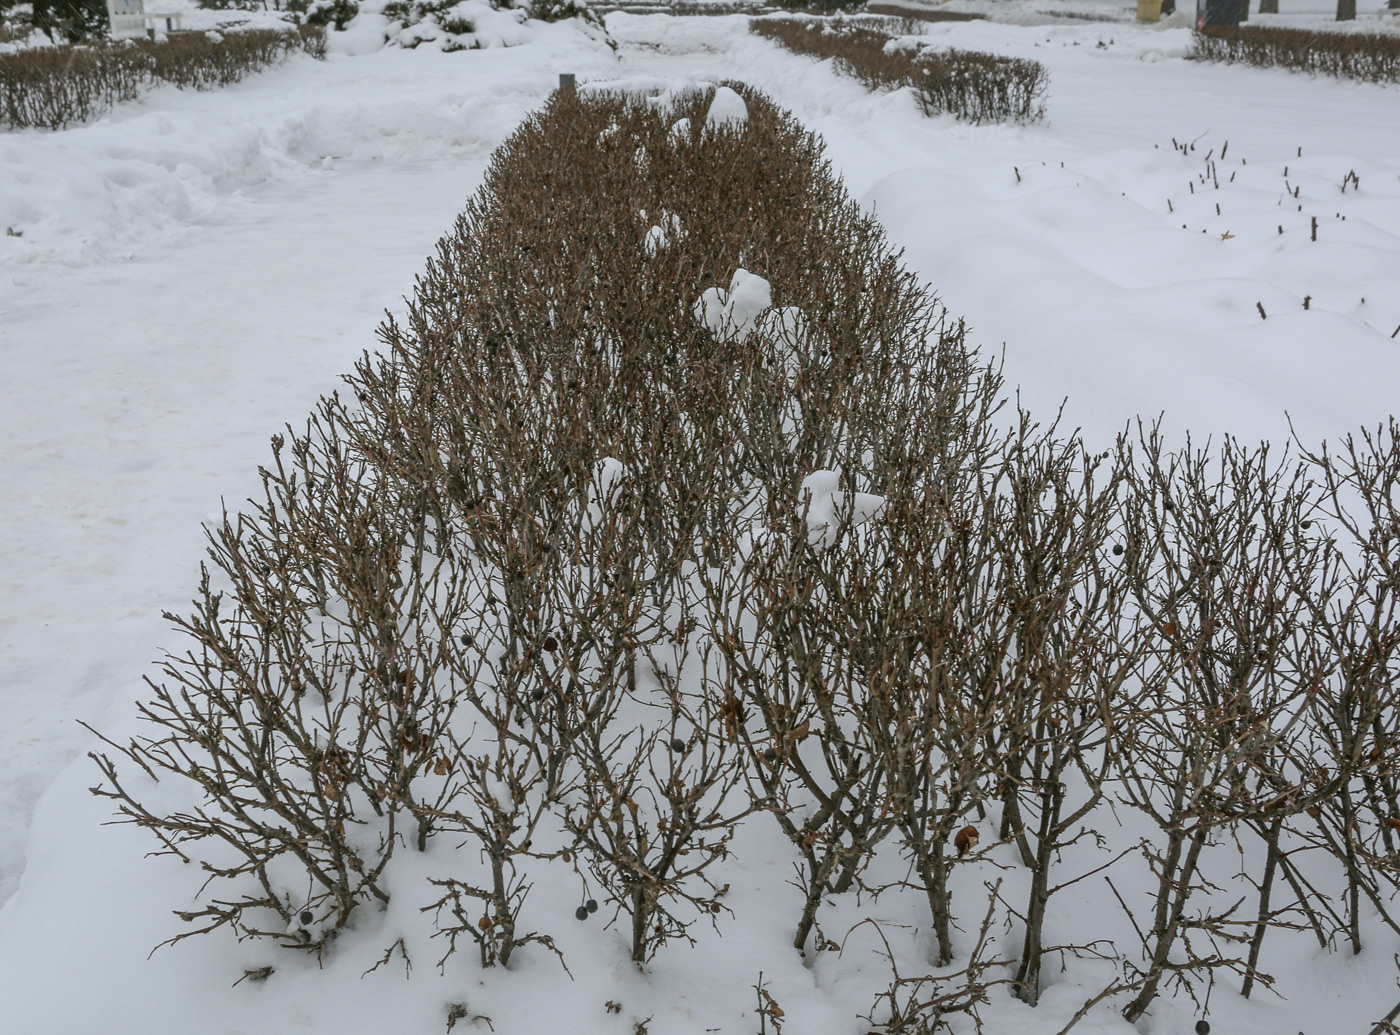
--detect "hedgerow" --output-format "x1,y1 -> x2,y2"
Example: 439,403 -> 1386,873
88,80 -> 1400,1031
0,25 -> 325,130
750,16 -> 1048,124
864,3 -> 984,22
1193,24 -> 1400,83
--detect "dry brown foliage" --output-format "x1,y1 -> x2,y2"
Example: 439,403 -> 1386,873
749,17 -> 1047,124
80,69 -> 1400,1029
1193,25 -> 1400,83
864,4 -> 984,22
0,26 -> 326,130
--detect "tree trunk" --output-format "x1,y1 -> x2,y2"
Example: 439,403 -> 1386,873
918,848 -> 955,966
1014,850 -> 1052,1005
1259,0 -> 1278,12
631,887 -> 649,964
1339,783 -> 1365,955
1241,817 -> 1281,998
999,776 -> 1036,868
1014,790 -> 1063,1006
793,851 -> 840,951
1123,829 -> 1206,1023
1336,0 -> 1356,19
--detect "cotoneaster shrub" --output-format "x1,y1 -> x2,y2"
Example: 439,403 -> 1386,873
1193,24 -> 1400,83
750,16 -> 1048,124
0,25 -> 325,129
86,77 -> 1400,1031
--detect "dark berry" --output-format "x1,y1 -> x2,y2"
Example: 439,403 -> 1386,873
544,636 -> 559,652
670,737 -> 687,752
532,688 -> 545,702
1301,520 -> 1313,529
460,633 -> 474,646
575,906 -> 589,921
763,747 -> 777,762
586,899 -> 598,913
1112,544 -> 1124,556
1195,1023 -> 1210,1035
299,910 -> 313,925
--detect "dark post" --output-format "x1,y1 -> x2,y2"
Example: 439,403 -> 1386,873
1198,0 -> 1242,26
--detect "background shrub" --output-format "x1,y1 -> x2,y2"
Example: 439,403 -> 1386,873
31,0 -> 106,42
864,3 -> 984,22
0,25 -> 326,129
1193,24 -> 1400,83
750,17 -> 1047,124
286,0 -> 361,30
81,73 -> 1400,1026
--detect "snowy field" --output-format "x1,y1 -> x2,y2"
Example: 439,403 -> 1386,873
2,4 -> 1400,1032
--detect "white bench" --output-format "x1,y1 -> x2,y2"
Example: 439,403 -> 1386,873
106,0 -> 184,39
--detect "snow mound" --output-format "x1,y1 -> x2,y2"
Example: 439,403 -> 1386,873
642,208 -> 684,255
800,469 -> 886,550
694,267 -> 772,342
705,84 -> 749,131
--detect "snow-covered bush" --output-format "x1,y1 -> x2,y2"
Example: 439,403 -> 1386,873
30,0 -> 106,42
527,0 -> 597,24
0,0 -> 35,38
373,0 -> 606,51
286,0 -> 361,30
86,76 -> 1400,1032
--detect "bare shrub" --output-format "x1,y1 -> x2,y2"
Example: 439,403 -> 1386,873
0,26 -> 326,130
1290,422 -> 1400,957
749,17 -> 1047,124
864,4 -> 984,22
78,59 -> 1400,1033
1193,25 -> 1400,83
1111,430 -> 1341,1020
860,882 -> 1020,1034
88,400 -> 478,951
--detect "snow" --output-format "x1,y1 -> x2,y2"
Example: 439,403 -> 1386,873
800,469 -> 887,549
2,4 -> 1400,1034
706,82 -> 750,129
694,267 -> 773,340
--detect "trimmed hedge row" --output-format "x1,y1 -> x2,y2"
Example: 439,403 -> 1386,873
91,78 -> 987,972
864,3 -> 985,22
85,76 -> 1400,1030
1193,24 -> 1400,83
0,25 -> 326,130
751,16 -> 1047,123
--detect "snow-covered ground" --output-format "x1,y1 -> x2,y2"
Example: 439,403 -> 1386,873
2,5 -> 1399,1032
